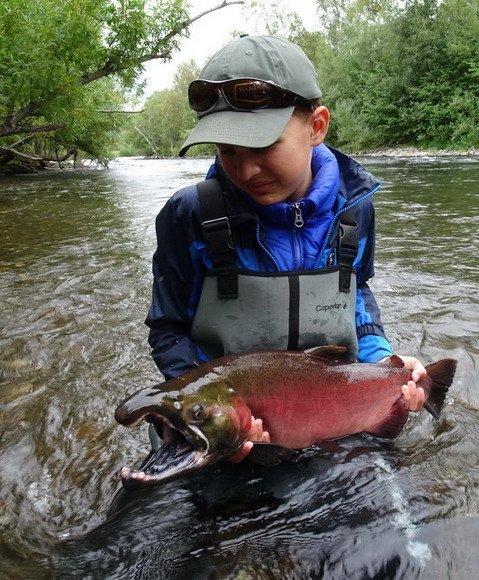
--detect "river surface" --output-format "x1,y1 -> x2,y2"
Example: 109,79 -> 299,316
0,155 -> 478,579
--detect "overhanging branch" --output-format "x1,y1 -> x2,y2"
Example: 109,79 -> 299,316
1,1 -> 243,140
81,0 -> 244,85
0,145 -> 75,163
0,123 -> 64,138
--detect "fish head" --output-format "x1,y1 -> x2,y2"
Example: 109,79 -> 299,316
115,376 -> 252,489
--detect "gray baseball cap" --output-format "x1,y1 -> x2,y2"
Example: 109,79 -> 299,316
178,35 -> 322,157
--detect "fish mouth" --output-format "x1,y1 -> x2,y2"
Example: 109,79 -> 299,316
119,415 -> 213,490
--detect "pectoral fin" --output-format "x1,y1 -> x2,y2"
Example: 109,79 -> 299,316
247,442 -> 292,466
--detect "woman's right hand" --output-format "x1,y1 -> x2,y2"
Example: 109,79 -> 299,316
224,416 -> 270,463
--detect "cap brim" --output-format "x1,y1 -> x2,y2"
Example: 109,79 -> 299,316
178,107 -> 295,157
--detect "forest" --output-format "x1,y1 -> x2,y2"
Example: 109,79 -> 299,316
1,0 -> 478,172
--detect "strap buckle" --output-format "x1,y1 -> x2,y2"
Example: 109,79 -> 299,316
202,217 -> 234,250
338,221 -> 358,294
339,223 -> 358,264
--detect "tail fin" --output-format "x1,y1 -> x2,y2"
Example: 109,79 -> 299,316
422,358 -> 457,419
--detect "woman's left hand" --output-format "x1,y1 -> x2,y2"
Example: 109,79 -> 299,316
396,356 -> 427,412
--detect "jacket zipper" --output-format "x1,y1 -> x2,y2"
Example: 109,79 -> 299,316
255,224 -> 280,270
292,202 -> 304,269
255,202 -> 306,270
293,203 -> 304,227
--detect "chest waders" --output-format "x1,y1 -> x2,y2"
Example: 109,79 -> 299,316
191,178 -> 359,362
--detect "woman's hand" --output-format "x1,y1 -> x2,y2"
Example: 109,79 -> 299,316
379,355 -> 427,411
397,356 -> 427,411
225,416 -> 270,463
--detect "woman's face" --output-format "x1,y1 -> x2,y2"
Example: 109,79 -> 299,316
217,106 -> 329,205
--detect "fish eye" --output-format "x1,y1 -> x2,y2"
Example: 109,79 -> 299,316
188,403 -> 205,421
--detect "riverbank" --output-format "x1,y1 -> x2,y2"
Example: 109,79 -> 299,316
182,146 -> 479,159
354,146 -> 479,158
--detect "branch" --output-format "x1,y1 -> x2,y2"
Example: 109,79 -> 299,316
134,125 -> 160,157
9,101 -> 40,126
96,109 -> 144,114
187,0 -> 244,27
0,122 -> 64,138
0,145 -> 76,163
9,134 -> 36,148
81,0 -> 244,85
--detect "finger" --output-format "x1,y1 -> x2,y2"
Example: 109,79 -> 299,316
250,418 -> 269,442
249,418 -> 261,440
402,383 -> 411,408
403,381 -> 425,412
411,366 -> 426,383
416,386 -> 425,411
408,382 -> 419,411
398,356 -> 427,383
254,418 -> 264,438
410,360 -> 427,383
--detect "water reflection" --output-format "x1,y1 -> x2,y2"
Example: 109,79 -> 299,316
0,156 -> 478,578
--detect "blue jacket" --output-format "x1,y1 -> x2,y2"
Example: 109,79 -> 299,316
146,144 -> 393,379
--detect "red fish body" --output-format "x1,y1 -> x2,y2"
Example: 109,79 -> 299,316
225,352 -> 410,446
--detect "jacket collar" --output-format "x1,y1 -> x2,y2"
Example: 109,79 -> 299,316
209,144 -> 381,227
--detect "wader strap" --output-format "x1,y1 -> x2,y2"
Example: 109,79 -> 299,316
197,178 -> 238,299
287,276 -> 300,350
338,208 -> 358,293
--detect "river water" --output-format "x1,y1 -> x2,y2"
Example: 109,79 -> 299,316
0,156 -> 478,579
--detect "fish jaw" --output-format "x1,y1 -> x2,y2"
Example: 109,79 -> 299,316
115,383 -> 252,490
119,422 -> 219,490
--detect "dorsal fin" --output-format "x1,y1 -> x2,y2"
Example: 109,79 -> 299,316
304,345 -> 349,363
385,355 -> 405,368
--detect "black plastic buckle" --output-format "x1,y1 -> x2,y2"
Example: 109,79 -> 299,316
338,223 -> 358,293
202,217 -> 234,249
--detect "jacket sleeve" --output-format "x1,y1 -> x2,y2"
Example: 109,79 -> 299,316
353,198 -> 394,363
355,283 -> 393,362
145,189 -> 207,380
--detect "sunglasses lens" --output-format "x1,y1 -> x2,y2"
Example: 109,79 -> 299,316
223,80 -> 277,110
188,79 -> 306,112
189,81 -> 218,112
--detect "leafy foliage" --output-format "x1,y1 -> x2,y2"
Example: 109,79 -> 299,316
3,0 -> 476,168
117,0 -> 479,159
295,0 -> 479,150
0,0 -> 232,170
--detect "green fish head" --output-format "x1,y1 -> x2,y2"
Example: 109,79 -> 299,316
115,377 -> 252,489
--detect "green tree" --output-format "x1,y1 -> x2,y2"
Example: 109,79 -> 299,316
294,0 -> 479,150
0,0 -> 243,172
116,60 -> 203,157
395,0 -> 479,147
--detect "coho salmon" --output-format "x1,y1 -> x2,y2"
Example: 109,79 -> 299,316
115,346 -> 457,489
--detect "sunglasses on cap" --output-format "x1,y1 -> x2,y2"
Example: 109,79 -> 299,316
188,78 -> 312,113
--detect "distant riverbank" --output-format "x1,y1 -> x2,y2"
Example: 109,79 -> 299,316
182,146 -> 479,160
354,146 -> 479,158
